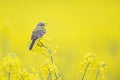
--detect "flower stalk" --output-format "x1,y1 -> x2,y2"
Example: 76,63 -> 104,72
8,64 -> 12,80
82,62 -> 90,80
95,70 -> 100,80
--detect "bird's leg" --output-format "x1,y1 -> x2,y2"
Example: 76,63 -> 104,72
37,40 -> 44,47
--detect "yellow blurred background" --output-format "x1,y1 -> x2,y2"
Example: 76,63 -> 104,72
0,0 -> 120,79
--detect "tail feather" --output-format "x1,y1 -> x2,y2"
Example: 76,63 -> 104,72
29,39 -> 36,50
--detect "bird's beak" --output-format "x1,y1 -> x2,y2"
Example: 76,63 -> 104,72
44,23 -> 47,26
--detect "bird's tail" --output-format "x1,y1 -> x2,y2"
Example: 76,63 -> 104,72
29,39 -> 36,50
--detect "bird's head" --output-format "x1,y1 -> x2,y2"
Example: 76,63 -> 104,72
37,22 -> 46,28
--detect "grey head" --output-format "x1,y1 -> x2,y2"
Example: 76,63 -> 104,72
37,22 -> 46,27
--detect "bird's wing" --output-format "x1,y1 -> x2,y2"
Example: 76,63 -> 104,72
31,31 -> 35,40
36,29 -> 46,38
31,29 -> 46,40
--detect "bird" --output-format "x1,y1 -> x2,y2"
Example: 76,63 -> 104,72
29,22 -> 46,50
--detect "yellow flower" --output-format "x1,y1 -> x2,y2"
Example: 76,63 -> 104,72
0,53 -> 21,80
85,53 -> 96,63
79,53 -> 109,80
31,37 -> 59,56
40,58 -> 60,80
95,62 -> 109,80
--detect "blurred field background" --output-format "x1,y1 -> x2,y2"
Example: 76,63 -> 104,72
0,0 -> 120,79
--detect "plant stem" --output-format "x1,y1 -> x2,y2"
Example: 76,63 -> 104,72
55,72 -> 58,80
40,42 -> 54,64
20,74 -> 24,80
8,64 -> 11,80
95,70 -> 100,80
39,41 -> 59,80
48,68 -> 52,80
82,62 -> 90,80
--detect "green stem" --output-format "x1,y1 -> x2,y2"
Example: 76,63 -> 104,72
82,62 -> 90,80
8,64 -> 12,80
48,68 -> 52,80
20,74 -> 24,80
39,42 -> 54,64
95,70 -> 100,80
55,73 -> 58,80
39,41 -> 58,80
50,56 -> 54,64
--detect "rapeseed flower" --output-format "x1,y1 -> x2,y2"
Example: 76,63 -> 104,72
79,53 -> 109,80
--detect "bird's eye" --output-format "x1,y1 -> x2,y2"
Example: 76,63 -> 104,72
42,24 -> 45,26
40,24 -> 43,26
